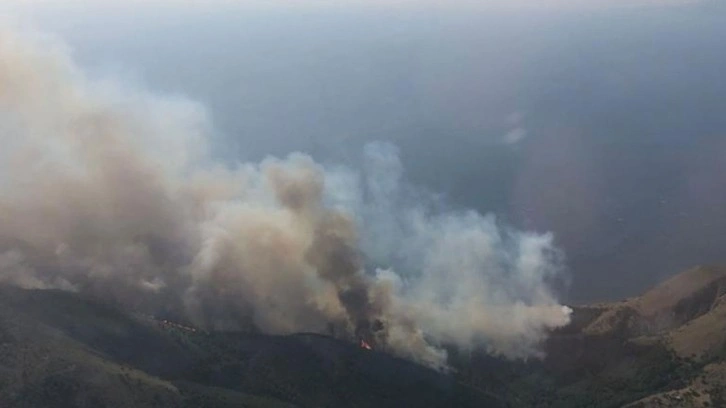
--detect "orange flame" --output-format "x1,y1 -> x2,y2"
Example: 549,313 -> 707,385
360,339 -> 373,350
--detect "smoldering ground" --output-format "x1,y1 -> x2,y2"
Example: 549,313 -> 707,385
0,27 -> 571,368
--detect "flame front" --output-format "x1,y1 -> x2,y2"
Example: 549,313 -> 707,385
360,339 -> 373,350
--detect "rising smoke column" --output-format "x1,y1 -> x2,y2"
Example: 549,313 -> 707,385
0,27 -> 570,368
327,143 -> 572,363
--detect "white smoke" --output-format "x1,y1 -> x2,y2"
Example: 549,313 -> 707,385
325,143 -> 571,363
0,27 -> 571,368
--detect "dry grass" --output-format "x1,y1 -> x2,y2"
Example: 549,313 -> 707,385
624,362 -> 726,408
633,266 -> 726,317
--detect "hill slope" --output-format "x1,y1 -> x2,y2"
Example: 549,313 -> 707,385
454,265 -> 726,408
0,285 -> 504,408
2,265 -> 725,408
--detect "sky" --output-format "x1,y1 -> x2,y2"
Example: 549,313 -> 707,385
2,0 -> 726,303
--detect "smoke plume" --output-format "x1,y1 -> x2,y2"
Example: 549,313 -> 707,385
0,27 -> 571,368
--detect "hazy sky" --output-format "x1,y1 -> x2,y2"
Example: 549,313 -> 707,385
3,0 -> 725,302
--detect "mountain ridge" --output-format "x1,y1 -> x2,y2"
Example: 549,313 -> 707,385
1,265 -> 726,407
0,284 -> 504,408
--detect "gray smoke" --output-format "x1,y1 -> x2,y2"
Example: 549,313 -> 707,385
0,27 -> 571,368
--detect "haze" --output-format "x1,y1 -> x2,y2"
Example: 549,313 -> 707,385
3,0 -> 726,303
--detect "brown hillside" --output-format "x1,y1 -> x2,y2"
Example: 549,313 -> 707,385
576,266 -> 726,340
495,266 -> 726,407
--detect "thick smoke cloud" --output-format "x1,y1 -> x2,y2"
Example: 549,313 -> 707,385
0,27 -> 570,368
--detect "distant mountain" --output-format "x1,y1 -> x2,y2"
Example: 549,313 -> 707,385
1,266 -> 725,408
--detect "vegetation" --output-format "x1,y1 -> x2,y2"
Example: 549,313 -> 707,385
0,285 -> 502,408
2,265 -> 726,407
